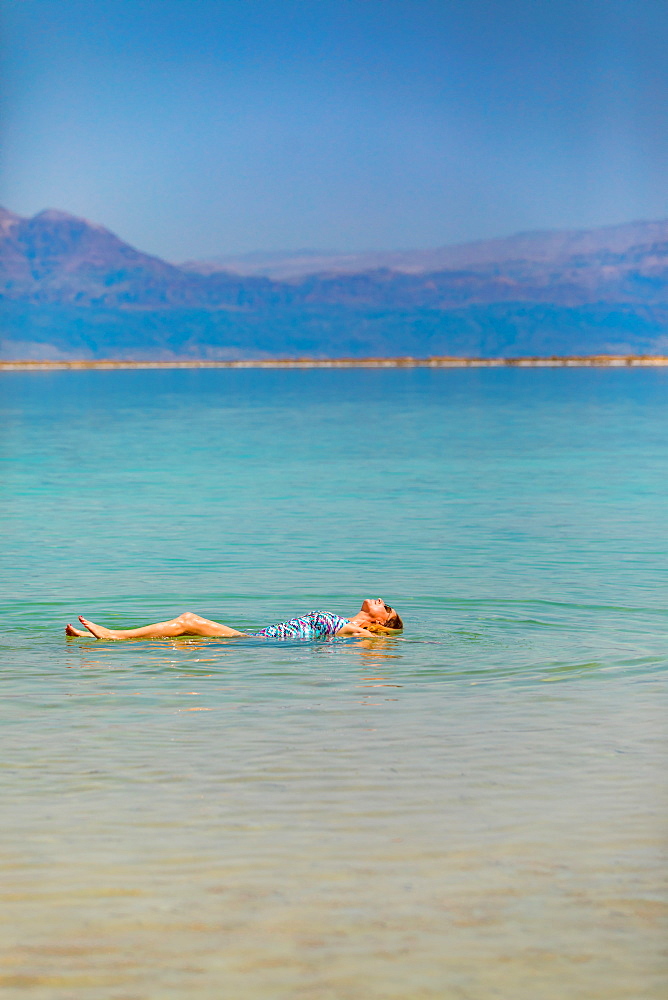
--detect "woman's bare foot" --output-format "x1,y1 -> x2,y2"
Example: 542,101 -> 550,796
77,616 -> 120,640
65,623 -> 92,637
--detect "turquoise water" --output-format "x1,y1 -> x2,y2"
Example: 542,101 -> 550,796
1,367 -> 666,998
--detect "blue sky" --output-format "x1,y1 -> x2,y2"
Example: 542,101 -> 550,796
1,0 -> 667,258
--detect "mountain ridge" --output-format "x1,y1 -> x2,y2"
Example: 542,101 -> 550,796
180,217 -> 668,279
3,207 -> 668,359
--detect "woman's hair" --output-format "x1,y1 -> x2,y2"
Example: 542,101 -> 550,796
364,613 -> 403,635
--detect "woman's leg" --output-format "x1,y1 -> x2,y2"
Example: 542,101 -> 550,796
67,612 -> 247,640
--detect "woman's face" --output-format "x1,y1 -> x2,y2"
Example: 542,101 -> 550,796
360,597 -> 396,624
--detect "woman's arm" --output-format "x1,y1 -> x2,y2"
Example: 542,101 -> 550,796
335,622 -> 377,637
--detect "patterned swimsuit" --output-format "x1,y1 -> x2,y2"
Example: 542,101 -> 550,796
252,611 -> 349,640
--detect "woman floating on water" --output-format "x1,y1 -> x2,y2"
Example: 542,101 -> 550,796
65,597 -> 403,641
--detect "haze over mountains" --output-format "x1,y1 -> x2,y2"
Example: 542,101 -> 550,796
2,207 -> 668,360
182,219 -> 668,280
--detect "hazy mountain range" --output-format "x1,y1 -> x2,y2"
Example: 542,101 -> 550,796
181,218 -> 668,279
2,206 -> 668,360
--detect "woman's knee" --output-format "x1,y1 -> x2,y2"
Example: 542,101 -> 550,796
178,611 -> 201,627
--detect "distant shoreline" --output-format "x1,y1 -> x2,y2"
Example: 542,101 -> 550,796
1,354 -> 668,372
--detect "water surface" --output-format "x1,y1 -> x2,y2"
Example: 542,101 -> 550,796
1,368 -> 666,998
